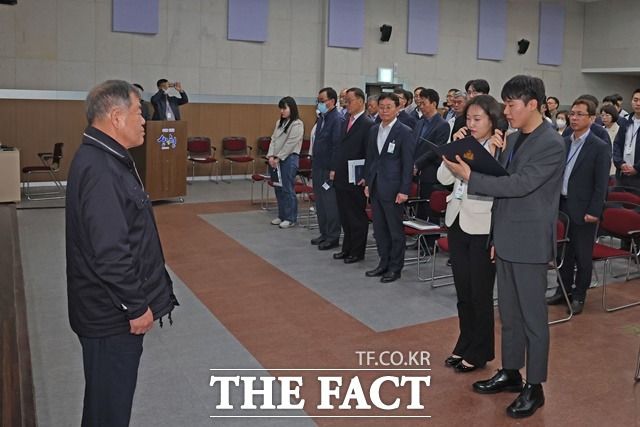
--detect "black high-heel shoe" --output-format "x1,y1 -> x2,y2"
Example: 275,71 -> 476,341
445,356 -> 462,367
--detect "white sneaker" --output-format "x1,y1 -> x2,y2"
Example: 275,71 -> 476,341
279,220 -> 295,229
271,218 -> 282,225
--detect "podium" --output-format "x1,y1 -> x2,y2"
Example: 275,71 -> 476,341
130,121 -> 187,201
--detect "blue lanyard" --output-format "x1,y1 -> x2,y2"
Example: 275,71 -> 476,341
565,138 -> 586,167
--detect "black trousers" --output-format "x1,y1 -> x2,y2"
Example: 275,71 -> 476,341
312,167 -> 341,241
557,209 -> 597,303
370,192 -> 406,273
448,218 -> 496,366
336,187 -> 369,258
79,331 -> 144,427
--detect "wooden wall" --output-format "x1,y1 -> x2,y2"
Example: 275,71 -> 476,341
0,100 -> 318,182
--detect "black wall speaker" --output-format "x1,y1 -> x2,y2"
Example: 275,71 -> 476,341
380,25 -> 392,42
0,0 -> 18,5
517,39 -> 530,54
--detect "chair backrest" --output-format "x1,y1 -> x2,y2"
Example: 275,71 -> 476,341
187,137 -> 213,156
557,211 -> 569,242
300,138 -> 311,156
298,156 -> 312,171
257,137 -> 271,156
222,137 -> 247,156
409,182 -> 419,198
429,190 -> 451,214
600,206 -> 640,240
51,142 -> 64,169
607,186 -> 640,207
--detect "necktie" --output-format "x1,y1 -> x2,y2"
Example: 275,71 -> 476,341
347,115 -> 355,132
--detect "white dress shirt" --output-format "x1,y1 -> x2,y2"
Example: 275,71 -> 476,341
377,118 -> 397,153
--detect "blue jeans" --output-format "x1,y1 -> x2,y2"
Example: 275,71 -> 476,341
273,154 -> 299,223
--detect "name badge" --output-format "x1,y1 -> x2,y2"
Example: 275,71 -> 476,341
166,111 -> 172,119
454,181 -> 465,200
387,142 -> 396,154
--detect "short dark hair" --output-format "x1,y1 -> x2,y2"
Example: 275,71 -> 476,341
600,104 -> 620,122
347,87 -> 366,102
278,96 -> 300,133
462,95 -> 504,135
85,80 -> 137,124
602,95 -> 618,106
414,86 -> 427,93
419,88 -> 440,106
393,88 -> 406,97
547,96 -> 559,105
556,110 -> 569,121
133,83 -> 144,92
464,80 -> 475,92
378,92 -> 400,107
500,75 -> 546,112
612,93 -> 624,102
577,94 -> 599,108
156,78 -> 168,88
634,88 -> 640,97
319,87 -> 337,103
572,99 -> 597,116
471,79 -> 490,95
404,89 -> 413,102
448,88 -> 459,94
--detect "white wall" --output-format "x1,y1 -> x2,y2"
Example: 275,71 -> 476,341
0,0 -> 637,106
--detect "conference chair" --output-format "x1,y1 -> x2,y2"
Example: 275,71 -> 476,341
592,203 -> 640,312
250,173 -> 270,207
186,137 -> 219,184
221,136 -> 254,182
548,211 -> 573,325
257,136 -> 271,173
299,138 -> 311,157
606,186 -> 640,207
22,142 -> 65,200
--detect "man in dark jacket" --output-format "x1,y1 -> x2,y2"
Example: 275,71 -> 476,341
312,87 -> 343,249
66,80 -> 178,426
150,78 -> 188,120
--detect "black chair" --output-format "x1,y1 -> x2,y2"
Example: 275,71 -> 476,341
22,142 -> 65,200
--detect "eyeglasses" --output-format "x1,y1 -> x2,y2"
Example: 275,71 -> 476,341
568,112 -> 591,118
378,105 -> 396,111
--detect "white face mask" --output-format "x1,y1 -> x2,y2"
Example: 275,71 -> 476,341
556,119 -> 566,128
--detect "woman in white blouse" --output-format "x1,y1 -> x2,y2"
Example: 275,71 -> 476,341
437,95 -> 503,373
267,97 -> 304,228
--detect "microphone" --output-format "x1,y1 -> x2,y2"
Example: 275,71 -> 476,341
495,118 -> 509,159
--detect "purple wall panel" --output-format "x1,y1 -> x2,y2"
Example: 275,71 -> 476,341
477,0 -> 506,60
407,0 -> 439,55
538,3 -> 564,65
228,0 -> 269,42
328,0 -> 365,48
113,0 -> 159,35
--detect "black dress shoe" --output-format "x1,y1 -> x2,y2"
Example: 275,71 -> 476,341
318,240 -> 339,250
569,300 -> 584,315
365,267 -> 387,277
454,361 -> 480,373
333,251 -> 348,260
472,369 -> 523,394
344,255 -> 364,264
381,271 -> 401,283
546,293 -> 568,305
506,383 -> 544,419
311,236 -> 325,245
444,356 -> 462,367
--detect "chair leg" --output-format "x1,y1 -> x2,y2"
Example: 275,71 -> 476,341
548,261 -> 573,325
602,256 -> 640,312
635,344 -> 640,382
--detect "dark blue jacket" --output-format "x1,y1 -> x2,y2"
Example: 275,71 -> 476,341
365,121 -> 416,201
613,115 -> 640,173
151,90 -> 189,121
66,126 -> 176,338
312,107 -> 342,169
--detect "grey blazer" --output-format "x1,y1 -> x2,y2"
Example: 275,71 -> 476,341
467,122 -> 566,264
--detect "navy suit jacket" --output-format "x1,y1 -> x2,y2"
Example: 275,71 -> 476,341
312,107 -> 342,170
562,132 -> 611,226
365,121 -> 416,201
150,90 -> 189,121
413,114 -> 451,184
397,110 -> 417,130
612,115 -> 640,174
562,123 -> 610,145
332,113 -> 374,190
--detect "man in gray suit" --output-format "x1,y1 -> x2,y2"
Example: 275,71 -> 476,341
444,75 -> 565,419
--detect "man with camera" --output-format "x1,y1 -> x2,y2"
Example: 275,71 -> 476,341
150,78 -> 189,121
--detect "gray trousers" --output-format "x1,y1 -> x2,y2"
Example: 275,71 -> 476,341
312,167 -> 341,241
496,257 -> 549,384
